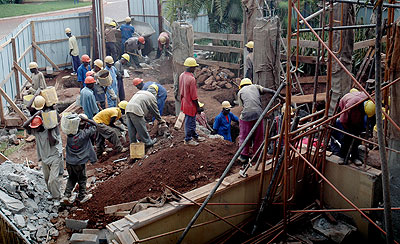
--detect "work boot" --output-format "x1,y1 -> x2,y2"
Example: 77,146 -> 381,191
237,155 -> 248,164
145,138 -> 157,148
353,159 -> 363,166
184,139 -> 199,146
194,136 -> 206,142
78,194 -> 93,204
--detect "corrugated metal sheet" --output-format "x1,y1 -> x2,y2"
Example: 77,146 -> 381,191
0,12 -> 91,117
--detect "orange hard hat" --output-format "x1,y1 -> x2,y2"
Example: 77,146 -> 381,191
138,36 -> 145,44
86,70 -> 95,77
30,116 -> 43,128
85,76 -> 96,84
81,54 -> 91,63
133,78 -> 143,86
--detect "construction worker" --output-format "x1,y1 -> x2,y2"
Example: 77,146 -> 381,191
77,54 -> 91,89
180,57 -> 205,146
65,28 -> 80,75
92,59 -> 117,109
332,91 -> 376,165
27,62 -> 47,95
80,76 -> 99,119
125,86 -> 165,147
114,54 -> 130,101
93,104 -> 128,157
212,101 -> 239,142
104,56 -> 119,107
63,114 -> 97,204
196,102 -> 213,132
245,41 -> 254,80
120,16 -> 135,53
125,36 -> 145,68
237,78 -> 277,163
105,22 -> 119,61
156,32 -> 170,59
133,78 -> 167,116
23,111 -> 63,205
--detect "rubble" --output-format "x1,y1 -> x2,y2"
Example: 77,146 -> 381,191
194,66 -> 237,90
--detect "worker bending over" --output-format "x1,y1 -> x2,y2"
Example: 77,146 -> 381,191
120,16 -> 135,53
80,76 -> 99,119
212,101 -> 239,142
27,62 -> 47,95
245,41 -> 254,81
77,55 -> 91,89
133,78 -> 167,116
105,56 -> 119,107
114,54 -> 130,101
65,28 -> 80,75
156,32 -> 170,59
125,86 -> 165,147
125,36 -> 145,68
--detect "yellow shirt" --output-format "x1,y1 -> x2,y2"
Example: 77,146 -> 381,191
69,35 -> 79,56
93,108 -> 121,125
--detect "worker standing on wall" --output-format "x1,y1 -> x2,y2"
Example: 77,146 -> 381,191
65,28 -> 80,75
156,32 -> 170,59
212,101 -> 239,142
105,22 -> 119,61
114,54 -> 130,101
80,76 -> 99,119
104,56 -> 119,107
120,17 -> 135,54
125,36 -> 145,68
77,55 -> 91,89
27,62 -> 47,95
244,41 -> 254,81
179,57 -> 205,146
133,78 -> 168,116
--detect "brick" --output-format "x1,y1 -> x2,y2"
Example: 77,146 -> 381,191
70,233 -> 99,244
83,229 -> 108,243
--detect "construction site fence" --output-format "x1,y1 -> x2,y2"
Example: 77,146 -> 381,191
0,12 -> 91,123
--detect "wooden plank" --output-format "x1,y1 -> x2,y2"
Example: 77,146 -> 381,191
13,62 -> 33,84
11,38 -> 21,99
194,32 -> 243,42
291,93 -> 326,104
13,23 -> 30,39
0,95 -> 3,125
105,201 -> 137,214
194,44 -> 243,54
0,86 -> 28,121
16,45 -> 32,63
196,59 -> 241,70
356,48 -> 375,81
0,39 -> 11,49
32,42 -> 60,71
354,36 -> 386,50
0,71 -> 14,87
0,152 -> 9,164
36,35 -> 90,45
31,21 -> 37,62
34,15 -> 90,23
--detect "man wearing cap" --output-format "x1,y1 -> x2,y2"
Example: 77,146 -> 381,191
212,101 -> 239,142
114,54 -> 130,101
120,17 -> 135,53
65,28 -> 80,75
28,62 -> 47,95
125,36 -> 145,68
180,57 -> 205,146
93,104 -> 128,157
77,55 -> 91,89
133,78 -> 167,116
23,111 -> 63,205
245,41 -> 254,80
105,22 -> 119,61
104,56 -> 119,107
80,76 -> 99,119
125,86 -> 165,147
156,32 -> 170,59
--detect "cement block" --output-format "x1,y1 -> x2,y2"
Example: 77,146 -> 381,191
70,233 -> 99,244
83,229 -> 108,243
66,218 -> 88,230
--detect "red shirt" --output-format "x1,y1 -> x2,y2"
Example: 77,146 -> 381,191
339,91 -> 368,129
179,72 -> 198,116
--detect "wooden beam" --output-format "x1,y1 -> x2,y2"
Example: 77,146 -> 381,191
194,32 -> 243,42
13,62 -> 33,84
16,45 -> 33,63
0,89 -> 3,124
291,93 -> 326,104
0,71 -> 14,87
35,35 -> 90,45
0,86 -> 28,121
34,15 -> 90,23
194,44 -> 243,54
13,23 -> 30,39
0,152 -> 9,164
11,38 -> 21,99
196,59 -> 241,70
104,201 -> 137,214
31,21 -> 37,62
32,42 -> 60,71
354,36 -> 386,50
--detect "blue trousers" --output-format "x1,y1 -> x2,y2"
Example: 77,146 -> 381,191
72,55 -> 81,73
157,95 -> 167,116
184,114 -> 198,142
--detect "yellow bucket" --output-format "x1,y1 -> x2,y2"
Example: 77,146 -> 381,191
40,86 -> 58,107
42,110 -> 58,129
130,142 -> 145,159
23,95 -> 34,105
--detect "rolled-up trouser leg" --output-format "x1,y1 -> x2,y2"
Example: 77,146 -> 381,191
97,123 -> 123,151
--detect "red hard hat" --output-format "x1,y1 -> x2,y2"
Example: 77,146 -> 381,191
85,76 -> 96,84
86,71 -> 95,77
30,116 -> 43,128
81,54 -> 91,63
133,78 -> 143,86
138,36 -> 145,44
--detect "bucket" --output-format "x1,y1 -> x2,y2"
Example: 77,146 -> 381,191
46,66 -> 53,75
42,110 -> 58,129
61,113 -> 81,135
40,86 -> 58,107
130,142 -> 145,159
97,70 -> 112,87
23,95 -> 34,106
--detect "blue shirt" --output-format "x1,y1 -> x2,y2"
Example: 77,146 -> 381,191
120,24 -> 135,42
213,111 -> 239,141
80,87 -> 99,119
105,66 -> 118,94
77,64 -> 91,87
142,82 -> 167,100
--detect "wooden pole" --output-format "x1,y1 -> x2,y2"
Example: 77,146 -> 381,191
0,86 -> 27,121
32,42 -> 60,71
157,0 -> 163,34
30,21 -> 37,62
0,90 -> 4,125
11,38 -> 21,99
13,62 -> 33,84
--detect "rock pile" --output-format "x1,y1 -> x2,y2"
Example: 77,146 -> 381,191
0,161 -> 60,243
195,66 -> 238,91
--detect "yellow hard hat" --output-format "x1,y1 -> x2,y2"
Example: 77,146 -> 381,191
350,88 -> 359,93
65,28 -> 71,34
105,56 -> 114,64
198,102 -> 204,108
94,59 -> 103,68
125,16 -> 131,23
29,62 -> 38,69
121,53 -> 130,62
118,100 -> 128,110
184,57 -> 199,67
109,21 -> 117,27
159,36 -> 167,44
149,84 -> 159,94
364,100 -> 376,118
239,78 -> 252,89
32,95 -> 46,110
245,41 -> 254,49
222,101 -> 232,109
